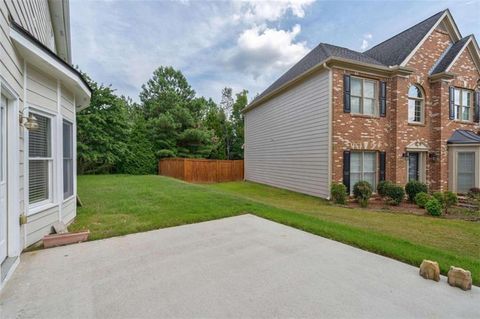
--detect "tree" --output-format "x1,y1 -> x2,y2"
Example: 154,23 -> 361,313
230,90 -> 248,159
77,75 -> 130,174
139,66 -> 213,159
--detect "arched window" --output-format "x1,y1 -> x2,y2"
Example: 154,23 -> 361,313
408,85 -> 424,124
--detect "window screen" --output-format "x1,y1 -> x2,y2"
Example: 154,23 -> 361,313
29,113 -> 52,204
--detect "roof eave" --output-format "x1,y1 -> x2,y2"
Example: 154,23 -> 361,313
242,58 -> 413,113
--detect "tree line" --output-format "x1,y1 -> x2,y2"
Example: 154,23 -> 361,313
77,66 -> 248,175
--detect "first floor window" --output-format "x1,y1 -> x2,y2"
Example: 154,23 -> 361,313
350,152 -> 377,193
29,112 -> 52,205
454,88 -> 473,122
63,120 -> 74,199
457,152 -> 475,193
350,77 -> 377,116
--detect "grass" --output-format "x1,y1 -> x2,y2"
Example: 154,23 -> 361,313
70,175 -> 480,285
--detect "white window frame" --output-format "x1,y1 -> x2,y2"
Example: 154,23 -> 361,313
350,77 -> 378,116
28,108 -> 56,214
63,119 -> 74,200
407,85 -> 424,124
350,151 -> 378,194
453,88 -> 474,122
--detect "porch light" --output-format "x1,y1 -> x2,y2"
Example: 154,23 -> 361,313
19,110 -> 39,130
428,152 -> 438,162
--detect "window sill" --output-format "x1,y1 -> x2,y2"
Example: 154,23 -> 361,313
408,122 -> 425,127
350,113 -> 380,119
63,195 -> 75,203
27,202 -> 58,217
452,120 -> 475,125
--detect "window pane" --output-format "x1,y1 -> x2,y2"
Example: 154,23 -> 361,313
462,106 -> 470,121
457,152 -> 475,193
462,91 -> 470,107
408,85 -> 422,98
364,81 -> 375,98
29,160 -> 49,204
29,113 -> 51,158
63,121 -> 74,198
350,153 -> 362,173
363,98 -> 375,115
454,89 -> 460,104
351,96 -> 361,113
351,78 -> 361,96
363,173 -> 376,190
363,152 -> 376,172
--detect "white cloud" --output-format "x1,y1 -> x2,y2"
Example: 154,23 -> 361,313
234,0 -> 315,23
223,24 -> 308,79
360,33 -> 373,51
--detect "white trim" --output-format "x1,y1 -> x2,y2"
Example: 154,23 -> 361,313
0,76 -> 21,257
445,37 -> 471,72
57,81 -> 62,222
401,11 -> 461,67
445,36 -> 480,74
9,27 -> 90,108
23,61 -> 28,247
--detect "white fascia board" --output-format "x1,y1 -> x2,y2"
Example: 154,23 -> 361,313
9,27 -> 90,109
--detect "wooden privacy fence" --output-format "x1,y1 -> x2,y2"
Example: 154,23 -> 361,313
159,158 -> 244,183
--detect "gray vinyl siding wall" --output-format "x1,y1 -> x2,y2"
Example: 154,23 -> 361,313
244,70 -> 331,198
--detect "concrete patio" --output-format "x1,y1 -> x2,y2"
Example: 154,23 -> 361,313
0,214 -> 478,318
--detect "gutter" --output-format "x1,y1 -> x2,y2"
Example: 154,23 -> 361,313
242,57 -> 413,113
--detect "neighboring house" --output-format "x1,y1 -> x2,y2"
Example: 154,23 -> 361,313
243,9 -> 480,199
0,0 -> 90,286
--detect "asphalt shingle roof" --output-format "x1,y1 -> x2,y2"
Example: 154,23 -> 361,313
252,43 -> 383,103
364,10 -> 447,66
431,36 -> 471,74
447,130 -> 480,144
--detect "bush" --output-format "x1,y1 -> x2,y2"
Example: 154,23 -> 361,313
377,181 -> 394,198
384,184 -> 405,206
432,191 -> 458,214
330,183 -> 347,205
415,192 -> 431,208
353,181 -> 373,208
405,181 -> 428,202
425,198 -> 442,216
467,188 -> 480,211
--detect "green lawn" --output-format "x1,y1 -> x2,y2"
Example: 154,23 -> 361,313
70,175 -> 480,285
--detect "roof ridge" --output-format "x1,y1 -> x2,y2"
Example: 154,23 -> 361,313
365,9 -> 447,53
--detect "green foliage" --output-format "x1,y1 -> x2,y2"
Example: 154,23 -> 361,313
415,192 -> 431,209
425,198 -> 442,216
405,181 -> 428,202
330,183 -> 347,205
433,191 -> 458,214
377,181 -> 394,198
385,184 -> 405,206
467,188 -> 480,211
353,181 -> 372,208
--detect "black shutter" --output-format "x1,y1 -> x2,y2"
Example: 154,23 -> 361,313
343,151 -> 351,193
449,86 -> 455,120
379,152 -> 386,182
474,91 -> 480,123
379,81 -> 387,117
343,74 -> 351,113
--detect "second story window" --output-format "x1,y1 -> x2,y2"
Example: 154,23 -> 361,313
351,77 -> 377,116
454,88 -> 473,122
408,85 -> 424,124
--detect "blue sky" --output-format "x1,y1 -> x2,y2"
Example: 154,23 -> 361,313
70,0 -> 480,103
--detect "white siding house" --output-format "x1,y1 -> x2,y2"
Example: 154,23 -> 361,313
244,70 -> 331,198
0,0 -> 90,288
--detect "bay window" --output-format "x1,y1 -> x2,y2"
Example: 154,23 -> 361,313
350,152 -> 377,193
63,120 -> 74,199
350,77 -> 377,116
29,112 -> 53,206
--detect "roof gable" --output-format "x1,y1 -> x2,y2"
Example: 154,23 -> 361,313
364,10 -> 461,67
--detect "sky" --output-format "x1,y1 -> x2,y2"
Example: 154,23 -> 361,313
70,0 -> 480,103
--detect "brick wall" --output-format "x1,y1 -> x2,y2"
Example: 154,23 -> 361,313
332,27 -> 480,191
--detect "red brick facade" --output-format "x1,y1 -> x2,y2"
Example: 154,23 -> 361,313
332,26 -> 480,191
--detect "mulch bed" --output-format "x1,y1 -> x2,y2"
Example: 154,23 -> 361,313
345,197 -> 480,221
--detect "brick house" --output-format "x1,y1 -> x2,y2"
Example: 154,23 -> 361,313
243,9 -> 480,198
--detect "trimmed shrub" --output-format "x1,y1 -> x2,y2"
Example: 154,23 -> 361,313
425,198 -> 442,216
385,184 -> 405,206
415,192 -> 431,209
353,181 -> 373,208
432,191 -> 458,214
377,181 -> 394,198
467,188 -> 480,211
330,183 -> 347,205
405,180 -> 428,202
